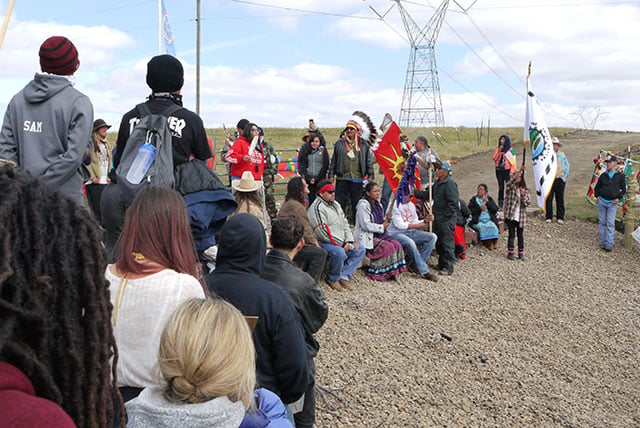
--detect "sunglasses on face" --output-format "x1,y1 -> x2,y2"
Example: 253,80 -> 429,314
327,190 -> 335,194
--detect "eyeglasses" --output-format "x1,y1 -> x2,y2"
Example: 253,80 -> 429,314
251,128 -> 259,132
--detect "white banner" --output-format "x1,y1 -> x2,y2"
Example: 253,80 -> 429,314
523,76 -> 557,212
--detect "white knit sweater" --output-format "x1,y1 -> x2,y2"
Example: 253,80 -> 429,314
106,267 -> 206,388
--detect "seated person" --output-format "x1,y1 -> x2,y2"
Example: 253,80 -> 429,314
354,182 -> 407,281
387,190 -> 439,283
230,170 -> 266,231
468,183 -> 500,250
106,187 -> 206,402
125,298 -> 292,427
455,198 -> 471,259
308,179 -> 366,292
278,176 -> 327,283
205,214 -> 309,414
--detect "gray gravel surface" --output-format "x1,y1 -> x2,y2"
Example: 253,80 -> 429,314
315,216 -> 640,427
313,131 -> 640,427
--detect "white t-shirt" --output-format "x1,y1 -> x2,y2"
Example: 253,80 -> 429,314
388,201 -> 420,235
106,266 -> 206,388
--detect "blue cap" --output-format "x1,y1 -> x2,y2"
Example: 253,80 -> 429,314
439,161 -> 452,171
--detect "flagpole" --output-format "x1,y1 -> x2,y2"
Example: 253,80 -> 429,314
0,0 -> 15,50
158,0 -> 162,54
196,0 -> 201,114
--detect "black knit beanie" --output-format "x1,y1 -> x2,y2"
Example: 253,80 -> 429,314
146,54 -> 184,92
39,36 -> 80,76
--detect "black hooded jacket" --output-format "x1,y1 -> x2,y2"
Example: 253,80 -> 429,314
205,214 -> 309,404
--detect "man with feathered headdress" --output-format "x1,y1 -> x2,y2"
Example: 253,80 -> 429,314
328,113 -> 376,225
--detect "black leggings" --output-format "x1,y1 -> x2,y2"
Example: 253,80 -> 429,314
495,168 -> 510,206
505,219 -> 524,251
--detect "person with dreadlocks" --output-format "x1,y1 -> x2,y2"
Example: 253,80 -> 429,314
329,119 -> 375,225
0,162 -> 125,427
106,186 -> 206,402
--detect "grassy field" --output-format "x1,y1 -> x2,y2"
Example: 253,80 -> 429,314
205,125 -> 578,158
109,125 -> 638,225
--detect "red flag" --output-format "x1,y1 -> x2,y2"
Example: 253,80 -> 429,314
374,121 -> 420,192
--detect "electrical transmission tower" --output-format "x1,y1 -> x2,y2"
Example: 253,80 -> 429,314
570,106 -> 609,130
396,0 -> 450,128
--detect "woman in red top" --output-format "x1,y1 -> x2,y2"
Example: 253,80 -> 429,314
224,122 -> 265,182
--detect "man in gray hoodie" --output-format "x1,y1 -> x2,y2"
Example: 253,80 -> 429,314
0,36 -> 93,206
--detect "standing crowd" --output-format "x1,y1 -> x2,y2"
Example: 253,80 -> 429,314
0,35 -> 630,428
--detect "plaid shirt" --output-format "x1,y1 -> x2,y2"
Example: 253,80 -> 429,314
503,175 -> 531,227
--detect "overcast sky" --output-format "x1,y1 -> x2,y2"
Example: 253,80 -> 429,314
1,0 -> 639,133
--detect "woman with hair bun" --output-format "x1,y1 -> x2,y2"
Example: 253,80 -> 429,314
126,298 -> 291,427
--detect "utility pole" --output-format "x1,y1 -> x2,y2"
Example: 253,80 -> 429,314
395,0 -> 449,128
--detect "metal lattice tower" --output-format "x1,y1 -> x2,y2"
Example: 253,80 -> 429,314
396,0 -> 450,128
570,106 -> 609,130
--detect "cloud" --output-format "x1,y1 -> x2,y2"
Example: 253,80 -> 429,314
2,0 -> 640,133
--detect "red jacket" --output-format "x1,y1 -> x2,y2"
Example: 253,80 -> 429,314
224,136 -> 265,180
0,362 -> 75,427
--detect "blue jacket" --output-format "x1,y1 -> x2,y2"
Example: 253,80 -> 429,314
183,189 -> 237,251
240,388 -> 293,428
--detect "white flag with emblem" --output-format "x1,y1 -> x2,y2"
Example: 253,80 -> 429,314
523,72 -> 557,212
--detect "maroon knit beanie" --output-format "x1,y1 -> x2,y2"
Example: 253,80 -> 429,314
39,36 -> 80,76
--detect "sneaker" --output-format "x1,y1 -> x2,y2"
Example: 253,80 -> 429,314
339,279 -> 354,291
423,272 -> 439,282
600,243 -> 606,250
519,254 -> 526,261
327,281 -> 343,292
507,253 -> 515,261
545,219 -> 552,223
438,269 -> 453,276
604,246 -> 613,252
557,219 -> 564,225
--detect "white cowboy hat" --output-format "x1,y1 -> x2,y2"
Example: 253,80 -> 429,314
232,171 -> 263,192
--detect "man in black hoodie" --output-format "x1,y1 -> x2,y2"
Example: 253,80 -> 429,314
261,217 -> 329,428
101,54 -> 212,259
205,214 -> 309,416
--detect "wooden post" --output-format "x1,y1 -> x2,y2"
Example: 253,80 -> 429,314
0,0 -> 16,50
428,148 -> 433,233
624,169 -> 638,250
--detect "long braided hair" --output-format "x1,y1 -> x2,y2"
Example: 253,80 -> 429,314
0,165 -> 124,427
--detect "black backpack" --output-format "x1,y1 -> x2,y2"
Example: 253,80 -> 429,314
115,103 -> 182,205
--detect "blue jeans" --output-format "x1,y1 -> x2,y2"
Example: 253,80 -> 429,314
597,198 -> 617,248
390,230 -> 437,275
319,242 -> 366,282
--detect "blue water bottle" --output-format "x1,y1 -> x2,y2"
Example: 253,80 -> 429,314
126,142 -> 156,184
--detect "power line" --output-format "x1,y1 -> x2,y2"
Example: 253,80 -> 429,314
437,66 -> 522,122
472,0 -> 638,9
228,0 -> 379,20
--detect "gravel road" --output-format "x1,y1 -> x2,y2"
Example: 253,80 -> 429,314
313,131 -> 640,427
